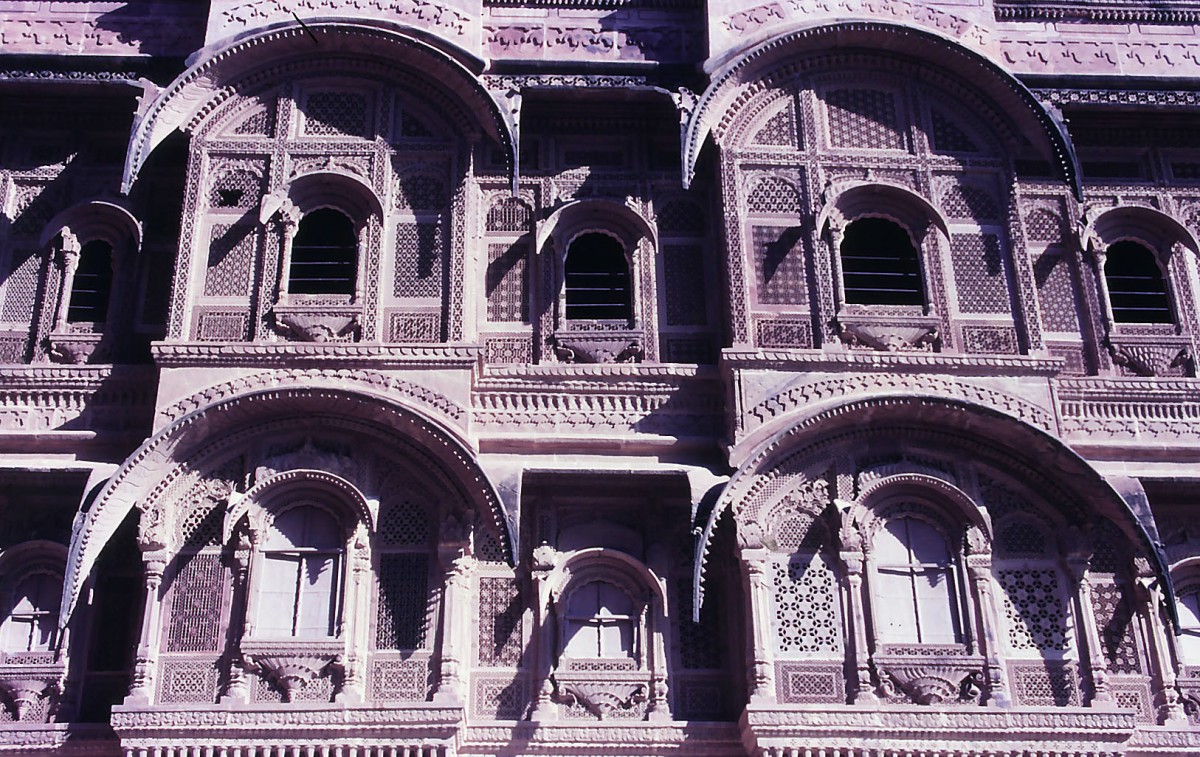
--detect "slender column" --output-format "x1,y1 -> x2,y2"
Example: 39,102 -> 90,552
126,550 -> 168,705
966,552 -> 1011,706
742,548 -> 776,703
221,531 -> 253,704
52,228 -> 82,332
1066,547 -> 1115,706
337,524 -> 371,703
1134,568 -> 1188,724
433,515 -> 474,704
839,523 -> 877,703
646,547 -> 671,721
274,200 -> 301,305
530,544 -> 559,720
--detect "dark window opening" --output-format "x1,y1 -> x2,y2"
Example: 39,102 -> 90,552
1105,240 -> 1173,324
67,240 -> 113,323
216,188 -> 244,207
565,233 -> 631,321
289,209 -> 357,295
840,218 -> 924,306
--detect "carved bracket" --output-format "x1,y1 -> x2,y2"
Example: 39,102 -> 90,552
552,674 -> 647,720
0,671 -> 61,722
835,312 -> 940,353
876,660 -> 985,705
550,330 -> 643,363
45,332 -> 108,364
270,308 -> 361,343
1105,334 -> 1194,377
246,651 -> 340,703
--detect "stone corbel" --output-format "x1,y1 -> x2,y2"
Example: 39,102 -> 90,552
551,677 -> 647,720
836,317 -> 940,352
0,677 -> 59,722
246,650 -> 340,703
271,310 -> 360,342
877,662 -> 984,705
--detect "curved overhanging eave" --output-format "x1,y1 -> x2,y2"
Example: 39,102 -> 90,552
683,21 -> 1082,199
61,386 -> 516,631
693,396 -> 1173,626
121,20 -> 516,194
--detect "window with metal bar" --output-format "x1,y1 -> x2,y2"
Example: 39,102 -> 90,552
1104,241 -> 1173,324
565,233 -> 632,321
840,218 -> 924,306
67,240 -> 113,323
873,516 -> 962,645
289,209 -> 357,295
257,506 -> 342,638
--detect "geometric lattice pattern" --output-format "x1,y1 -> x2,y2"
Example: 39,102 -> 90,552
196,311 -> 249,341
962,324 -> 1020,354
472,673 -> 528,719
158,659 -> 219,704
997,568 -> 1069,652
930,110 -> 979,153
387,311 -> 441,342
657,200 -> 706,235
1,249 -> 41,323
304,91 -> 368,137
756,318 -> 814,349
233,106 -> 275,137
674,578 -> 722,670
165,553 -> 224,653
663,244 -> 706,325
997,520 -> 1047,557
204,225 -> 256,297
10,182 -> 57,236
375,553 -> 431,650
825,89 -> 904,150
177,501 -> 223,549
1025,208 -> 1066,243
486,242 -> 529,323
393,222 -> 444,298
484,335 -> 533,364
1010,660 -> 1080,707
747,177 -> 804,215
952,233 -> 1011,314
770,553 -> 841,657
369,658 -> 431,702
378,497 -> 432,548
942,185 -> 1000,221
397,174 -> 447,211
1034,251 -> 1080,332
208,168 -> 263,209
477,576 -> 523,667
486,198 -> 532,233
752,225 -> 806,305
675,680 -> 726,719
752,102 -> 798,147
775,662 -> 846,704
1091,581 -> 1142,674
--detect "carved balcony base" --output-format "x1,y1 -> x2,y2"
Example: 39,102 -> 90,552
550,328 -> 643,363
46,332 -> 109,364
1105,333 -> 1194,377
270,306 -> 361,343
835,310 -> 940,353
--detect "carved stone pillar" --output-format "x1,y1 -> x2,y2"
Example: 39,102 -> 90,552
838,522 -> 877,704
530,544 -> 559,720
967,555 -> 1011,707
221,534 -> 253,704
742,548 -> 776,703
125,550 -> 168,706
52,228 -> 82,333
433,547 -> 475,705
337,524 -> 371,704
1067,551 -> 1116,706
274,200 -> 301,306
1135,569 -> 1188,724
646,545 -> 670,721
828,221 -> 847,315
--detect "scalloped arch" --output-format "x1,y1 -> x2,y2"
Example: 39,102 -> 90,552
693,395 -> 1170,619
682,21 -> 1080,197
62,384 -> 512,629
121,20 -> 515,193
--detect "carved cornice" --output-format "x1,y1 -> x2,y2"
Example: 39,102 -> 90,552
723,349 -> 1065,377
997,1 -> 1200,24
1036,88 -> 1200,110
152,342 -> 481,369
111,703 -> 463,735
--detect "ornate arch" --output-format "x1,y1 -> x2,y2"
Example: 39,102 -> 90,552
1084,205 -> 1200,259
537,198 -> 658,257
682,21 -> 1080,197
694,395 -> 1171,618
818,182 -> 950,243
224,469 -> 377,546
62,385 -> 513,628
40,201 -> 142,253
121,20 -> 516,193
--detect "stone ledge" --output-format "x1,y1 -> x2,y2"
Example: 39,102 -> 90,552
722,349 -> 1065,376
152,342 -> 482,368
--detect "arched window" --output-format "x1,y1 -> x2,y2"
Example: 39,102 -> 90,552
873,516 -> 961,644
67,240 -> 113,323
564,233 -> 632,321
840,218 -> 924,306
288,209 -> 358,295
256,505 -> 343,638
1104,241 -> 1173,324
563,580 -> 637,659
1,572 -> 61,654
1177,586 -> 1200,664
